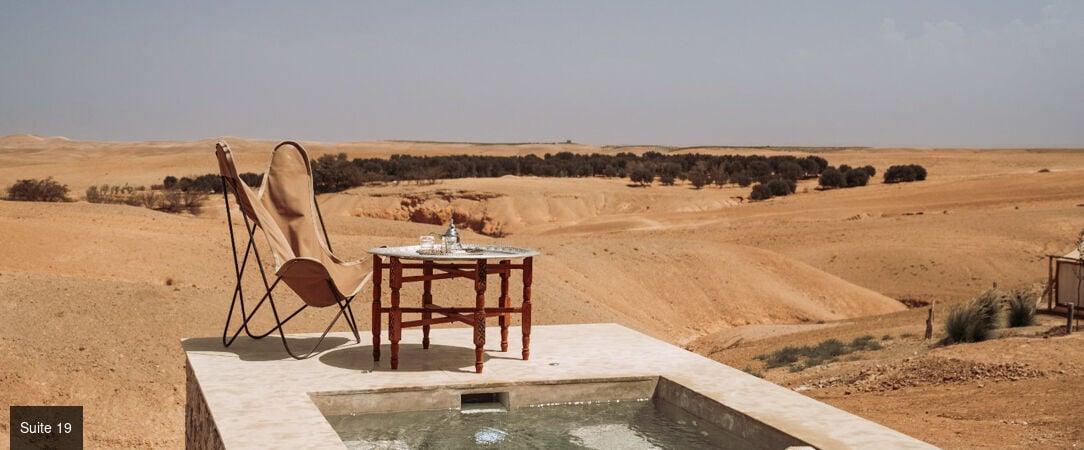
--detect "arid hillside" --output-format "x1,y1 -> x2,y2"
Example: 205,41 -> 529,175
1,135 -> 1082,448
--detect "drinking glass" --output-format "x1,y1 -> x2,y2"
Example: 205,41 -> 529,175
419,235 -> 435,250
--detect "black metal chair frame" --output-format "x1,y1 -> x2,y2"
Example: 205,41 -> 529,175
219,175 -> 361,360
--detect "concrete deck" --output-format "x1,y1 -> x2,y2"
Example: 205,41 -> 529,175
183,323 -> 937,449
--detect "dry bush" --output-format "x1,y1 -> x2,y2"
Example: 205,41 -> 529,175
6,177 -> 71,202
181,190 -> 207,214
85,182 -> 204,214
85,185 -> 104,203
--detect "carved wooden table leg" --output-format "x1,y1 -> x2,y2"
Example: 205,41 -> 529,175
371,255 -> 382,362
474,259 -> 487,373
522,256 -> 533,360
422,260 -> 433,349
499,259 -> 511,352
390,257 -> 402,370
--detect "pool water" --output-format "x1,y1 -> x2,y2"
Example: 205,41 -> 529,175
326,399 -> 748,449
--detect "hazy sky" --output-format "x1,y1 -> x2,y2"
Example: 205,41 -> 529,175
2,1 -> 1082,147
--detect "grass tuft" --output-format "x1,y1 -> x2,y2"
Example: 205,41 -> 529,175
1006,289 -> 1037,328
944,289 -> 1002,344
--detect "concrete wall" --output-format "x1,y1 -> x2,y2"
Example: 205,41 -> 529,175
185,357 -> 225,450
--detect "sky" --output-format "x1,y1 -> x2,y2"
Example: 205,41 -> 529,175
1,1 -> 1082,147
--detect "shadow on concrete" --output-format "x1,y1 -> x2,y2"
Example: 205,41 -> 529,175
320,343 -> 487,373
181,336 -> 354,362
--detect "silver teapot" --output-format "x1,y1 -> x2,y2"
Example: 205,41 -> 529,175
442,218 -> 463,252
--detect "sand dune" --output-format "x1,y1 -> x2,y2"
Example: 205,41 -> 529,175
2,136 -> 1083,447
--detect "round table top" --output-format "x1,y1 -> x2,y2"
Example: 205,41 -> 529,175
368,244 -> 539,261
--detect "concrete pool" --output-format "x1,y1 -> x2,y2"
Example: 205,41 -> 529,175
183,324 -> 936,449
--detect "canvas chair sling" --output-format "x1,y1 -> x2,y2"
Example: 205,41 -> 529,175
216,141 -> 370,359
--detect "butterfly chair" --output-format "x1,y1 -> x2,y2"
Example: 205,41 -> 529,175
216,141 -> 371,359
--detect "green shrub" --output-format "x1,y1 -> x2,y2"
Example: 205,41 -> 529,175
5,177 -> 71,202
731,172 -> 751,187
755,335 -> 887,372
813,338 -> 847,358
659,172 -> 677,186
818,168 -> 844,188
884,164 -> 928,183
850,335 -> 883,351
749,183 -> 773,201
844,169 -> 870,187
944,289 -> 1002,344
173,174 -> 221,193
1006,289 -> 1037,327
766,179 -> 796,196
687,165 -> 710,189
629,166 -> 654,186
777,161 -> 803,182
758,345 -> 804,368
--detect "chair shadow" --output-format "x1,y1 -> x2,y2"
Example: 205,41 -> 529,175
319,343 -> 486,373
181,336 -> 354,362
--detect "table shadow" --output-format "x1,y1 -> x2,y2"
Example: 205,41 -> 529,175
320,343 -> 486,373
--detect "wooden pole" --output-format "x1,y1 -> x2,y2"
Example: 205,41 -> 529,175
1047,256 -> 1055,311
1070,304 -> 1076,334
925,302 -> 935,340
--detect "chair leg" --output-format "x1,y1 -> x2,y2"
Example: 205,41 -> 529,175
223,207 -> 275,342
275,295 -> 359,360
223,205 -> 296,343
225,276 -> 358,360
340,299 -> 361,343
224,277 -> 298,347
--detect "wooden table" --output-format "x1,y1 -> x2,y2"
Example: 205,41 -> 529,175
368,245 -> 538,373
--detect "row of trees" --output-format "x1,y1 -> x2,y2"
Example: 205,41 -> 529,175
5,155 -> 926,210
307,151 -> 832,195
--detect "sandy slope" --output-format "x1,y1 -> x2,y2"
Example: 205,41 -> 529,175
1,135 -> 1083,448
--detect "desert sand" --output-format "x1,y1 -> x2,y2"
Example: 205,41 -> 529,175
1,135 -> 1082,448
